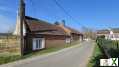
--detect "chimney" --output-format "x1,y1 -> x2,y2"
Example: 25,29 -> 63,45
61,20 -> 65,26
54,20 -> 66,27
54,21 -> 60,25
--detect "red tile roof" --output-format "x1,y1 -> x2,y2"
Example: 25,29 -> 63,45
111,28 -> 119,33
25,16 -> 67,35
25,16 -> 82,36
66,26 -> 82,34
97,29 -> 110,34
25,16 -> 54,32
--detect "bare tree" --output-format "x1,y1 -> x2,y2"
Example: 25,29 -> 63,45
7,26 -> 15,34
81,26 -> 96,40
6,26 -> 15,44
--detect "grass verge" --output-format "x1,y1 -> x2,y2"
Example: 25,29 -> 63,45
87,43 -> 103,67
0,41 -> 80,65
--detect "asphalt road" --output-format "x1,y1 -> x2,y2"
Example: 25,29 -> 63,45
0,41 -> 95,67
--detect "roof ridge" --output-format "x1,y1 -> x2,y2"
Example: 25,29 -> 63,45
25,16 -> 52,25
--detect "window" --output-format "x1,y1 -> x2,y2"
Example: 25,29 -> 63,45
66,38 -> 71,43
36,40 -> 39,48
33,38 -> 45,50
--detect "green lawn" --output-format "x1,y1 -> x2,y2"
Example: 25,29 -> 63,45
0,41 -> 80,65
0,52 -> 21,65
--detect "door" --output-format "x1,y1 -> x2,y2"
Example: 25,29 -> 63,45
32,38 -> 45,50
66,38 -> 71,43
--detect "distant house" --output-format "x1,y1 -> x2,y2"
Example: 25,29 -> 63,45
97,28 -> 119,40
97,29 -> 110,39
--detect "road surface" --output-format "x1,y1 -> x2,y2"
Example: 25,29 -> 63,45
0,41 -> 95,67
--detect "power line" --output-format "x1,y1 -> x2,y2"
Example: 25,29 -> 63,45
52,0 -> 85,27
30,0 -> 85,28
53,0 -> 73,20
29,0 -> 37,17
30,0 -> 54,21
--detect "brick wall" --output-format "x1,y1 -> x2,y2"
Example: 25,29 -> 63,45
44,35 -> 66,48
45,40 -> 65,48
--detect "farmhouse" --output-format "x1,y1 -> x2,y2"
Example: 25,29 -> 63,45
13,0 -> 83,54
97,28 -> 119,40
0,0 -> 83,55
13,15 -> 83,54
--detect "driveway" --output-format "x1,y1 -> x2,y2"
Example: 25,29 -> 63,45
0,41 -> 95,67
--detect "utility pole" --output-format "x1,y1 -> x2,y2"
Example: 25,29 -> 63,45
19,0 -> 25,56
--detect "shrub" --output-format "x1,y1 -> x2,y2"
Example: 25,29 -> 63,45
0,53 -> 21,65
96,37 -> 119,58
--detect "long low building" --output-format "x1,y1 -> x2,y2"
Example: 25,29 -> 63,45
11,0 -> 83,55
13,15 -> 83,54
96,28 -> 119,40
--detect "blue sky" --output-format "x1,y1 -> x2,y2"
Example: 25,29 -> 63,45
0,0 -> 119,33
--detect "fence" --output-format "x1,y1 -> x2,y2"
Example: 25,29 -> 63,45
0,35 -> 20,54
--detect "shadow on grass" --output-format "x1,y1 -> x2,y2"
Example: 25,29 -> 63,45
89,54 -> 104,67
108,48 -> 119,58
